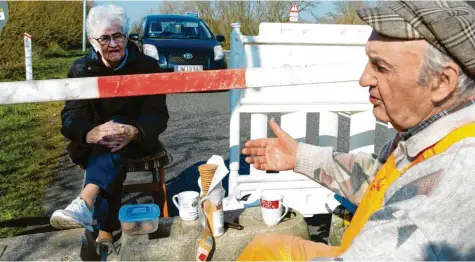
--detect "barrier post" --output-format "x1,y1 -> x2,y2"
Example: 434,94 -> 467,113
228,22 -> 243,196
24,33 -> 33,80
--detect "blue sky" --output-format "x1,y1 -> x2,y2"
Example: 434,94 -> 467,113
95,1 -> 337,25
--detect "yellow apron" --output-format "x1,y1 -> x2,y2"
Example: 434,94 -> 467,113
237,123 -> 475,261
341,123 -> 475,251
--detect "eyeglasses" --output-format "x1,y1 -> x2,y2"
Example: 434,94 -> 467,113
94,33 -> 126,46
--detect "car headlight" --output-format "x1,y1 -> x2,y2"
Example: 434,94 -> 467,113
214,45 -> 224,61
143,44 -> 159,60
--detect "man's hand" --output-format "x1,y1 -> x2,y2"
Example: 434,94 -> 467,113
86,121 -> 138,152
242,118 -> 298,171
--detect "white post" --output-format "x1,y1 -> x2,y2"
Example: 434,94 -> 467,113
23,33 -> 33,81
280,112 -> 306,176
281,112 -> 306,143
250,113 -> 268,176
349,111 -> 376,154
82,0 -> 87,52
229,22 -> 242,69
318,112 -> 339,148
228,22 -> 243,197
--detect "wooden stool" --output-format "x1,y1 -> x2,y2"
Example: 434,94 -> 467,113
121,150 -> 170,218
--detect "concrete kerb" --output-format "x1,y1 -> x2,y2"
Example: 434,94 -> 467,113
119,207 -> 310,261
0,228 -> 84,261
0,204 -> 311,261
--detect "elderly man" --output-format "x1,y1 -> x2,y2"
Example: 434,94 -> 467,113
238,1 -> 475,260
49,4 -> 169,257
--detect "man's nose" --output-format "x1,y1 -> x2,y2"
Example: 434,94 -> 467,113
359,63 -> 374,88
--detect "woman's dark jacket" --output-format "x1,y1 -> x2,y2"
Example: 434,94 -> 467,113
61,42 -> 169,167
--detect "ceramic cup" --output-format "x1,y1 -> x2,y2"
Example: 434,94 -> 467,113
260,192 -> 289,226
172,191 -> 199,221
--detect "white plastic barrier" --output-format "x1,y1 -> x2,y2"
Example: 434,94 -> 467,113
227,22 -> 394,217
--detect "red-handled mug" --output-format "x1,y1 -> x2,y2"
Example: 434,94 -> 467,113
260,193 -> 288,226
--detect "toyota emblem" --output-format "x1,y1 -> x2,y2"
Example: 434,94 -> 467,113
183,53 -> 193,59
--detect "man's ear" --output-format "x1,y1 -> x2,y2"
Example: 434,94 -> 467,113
431,62 -> 459,104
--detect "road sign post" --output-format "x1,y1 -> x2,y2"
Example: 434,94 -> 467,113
289,2 -> 299,23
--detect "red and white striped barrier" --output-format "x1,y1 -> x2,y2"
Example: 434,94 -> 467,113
0,64 -> 360,105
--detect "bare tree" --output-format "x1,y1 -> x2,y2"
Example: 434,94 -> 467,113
158,1 -> 183,14
319,1 -> 373,25
136,1 -> 320,48
297,0 -> 320,21
253,1 -> 319,23
129,21 -> 141,34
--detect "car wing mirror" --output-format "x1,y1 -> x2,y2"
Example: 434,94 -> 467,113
129,33 -> 139,41
216,35 -> 225,42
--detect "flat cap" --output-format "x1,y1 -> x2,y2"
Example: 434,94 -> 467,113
357,1 -> 475,76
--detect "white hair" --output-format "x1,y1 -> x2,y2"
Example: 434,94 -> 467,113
418,44 -> 475,99
86,4 -> 129,39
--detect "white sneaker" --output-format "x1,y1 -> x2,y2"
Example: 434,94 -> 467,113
50,197 -> 94,232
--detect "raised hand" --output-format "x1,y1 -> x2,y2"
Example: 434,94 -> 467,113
242,119 -> 298,171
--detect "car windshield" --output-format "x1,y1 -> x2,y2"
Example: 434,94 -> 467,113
145,18 -> 213,40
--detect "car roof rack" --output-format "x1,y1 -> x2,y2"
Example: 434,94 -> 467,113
185,12 -> 199,18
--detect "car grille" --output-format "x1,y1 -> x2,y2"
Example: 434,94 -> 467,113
168,54 -> 207,65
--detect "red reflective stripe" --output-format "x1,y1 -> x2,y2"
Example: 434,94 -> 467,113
198,253 -> 207,261
97,69 -> 247,98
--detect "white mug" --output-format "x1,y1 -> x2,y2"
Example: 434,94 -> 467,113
172,191 -> 199,221
260,193 -> 289,226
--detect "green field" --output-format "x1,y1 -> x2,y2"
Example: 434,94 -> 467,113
0,50 -> 86,238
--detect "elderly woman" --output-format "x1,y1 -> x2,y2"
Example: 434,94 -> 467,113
49,4 -> 169,247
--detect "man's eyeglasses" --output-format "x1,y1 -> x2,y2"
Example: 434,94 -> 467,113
94,33 -> 126,45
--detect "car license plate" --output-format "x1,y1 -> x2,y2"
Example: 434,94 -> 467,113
174,65 -> 203,72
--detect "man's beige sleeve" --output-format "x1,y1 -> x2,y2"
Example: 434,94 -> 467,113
294,142 -> 385,205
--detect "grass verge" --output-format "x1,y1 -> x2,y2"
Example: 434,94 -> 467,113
0,50 -> 85,238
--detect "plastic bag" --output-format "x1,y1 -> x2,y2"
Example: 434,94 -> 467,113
237,233 -> 343,261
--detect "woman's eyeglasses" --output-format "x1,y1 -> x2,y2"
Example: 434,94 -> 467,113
94,33 -> 126,46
